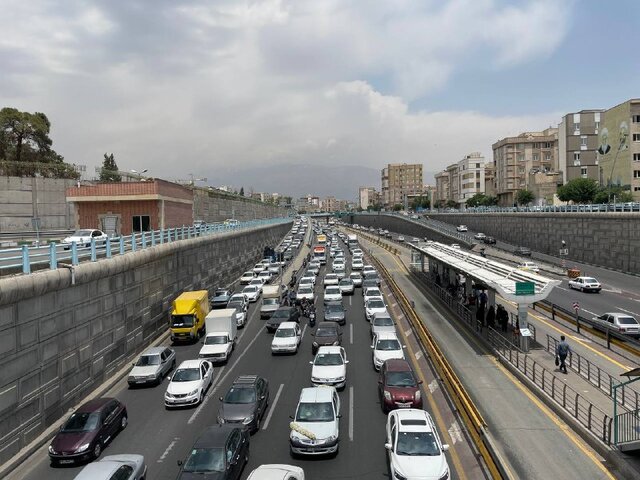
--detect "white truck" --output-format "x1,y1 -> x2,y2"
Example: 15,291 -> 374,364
347,234 -> 358,251
199,309 -> 238,363
260,284 -> 286,319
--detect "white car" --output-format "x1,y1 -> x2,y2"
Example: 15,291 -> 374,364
591,312 -> 640,336
517,262 -> 540,274
474,232 -> 486,240
297,286 -> 315,302
363,287 -> 383,302
323,274 -> 340,286
351,258 -> 364,270
456,225 -> 468,232
365,298 -> 388,322
243,285 -> 261,302
61,229 -> 108,248
450,244 -> 461,249
289,386 -> 340,457
363,265 -> 376,275
324,286 -> 342,304
253,263 -> 267,274
310,346 -> 348,390
349,272 -> 363,287
272,322 -> 302,354
385,409 -> 450,480
247,464 -> 305,480
371,312 -> 396,338
332,261 -> 345,273
164,359 -> 213,408
240,271 -> 257,284
568,276 -> 602,293
258,270 -> 273,283
249,278 -> 265,291
372,332 -> 405,371
299,276 -> 316,288
338,278 -> 355,295
307,262 -> 321,275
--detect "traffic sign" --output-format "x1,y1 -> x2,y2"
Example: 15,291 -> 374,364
572,301 -> 580,312
515,281 -> 535,296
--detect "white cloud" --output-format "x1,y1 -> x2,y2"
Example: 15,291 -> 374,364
0,0 -> 572,193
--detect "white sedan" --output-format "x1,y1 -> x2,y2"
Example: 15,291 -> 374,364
271,322 -> 302,354
323,274 -> 340,286
164,359 -> 213,408
310,346 -> 348,390
324,286 -> 342,304
372,332 -> 405,371
385,409 -> 449,480
61,229 -> 108,248
365,298 -> 388,322
297,286 -> 315,302
243,285 -> 261,302
247,465 -> 305,480
456,225 -> 468,232
363,287 -> 383,302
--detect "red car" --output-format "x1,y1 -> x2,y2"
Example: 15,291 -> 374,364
48,398 -> 128,465
378,359 -> 423,413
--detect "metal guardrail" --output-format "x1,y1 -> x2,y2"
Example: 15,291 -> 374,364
434,203 -> 640,214
616,409 -> 640,445
1,218 -> 291,275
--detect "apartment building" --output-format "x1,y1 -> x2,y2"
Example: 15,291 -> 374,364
358,186 -> 379,209
492,128 -> 559,206
434,171 -> 450,205
433,153 -> 488,206
599,98 -> 640,199
558,110 -> 604,183
381,163 -> 423,207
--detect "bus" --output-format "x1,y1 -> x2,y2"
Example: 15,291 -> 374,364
313,246 -> 327,264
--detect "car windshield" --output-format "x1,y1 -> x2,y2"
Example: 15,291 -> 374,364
339,280 -> 352,286
71,230 -> 93,237
228,301 -> 243,310
243,272 -> 254,277
136,354 -> 160,366
244,286 -> 257,293
296,402 -> 335,422
374,317 -> 394,326
325,304 -> 343,314
366,289 -> 381,296
368,300 -> 385,309
315,353 -> 343,366
386,371 -> 416,387
299,287 -> 313,294
396,432 -> 440,456
377,339 -> 401,351
182,448 -> 225,473
214,290 -> 228,297
326,287 -> 340,294
275,328 -> 296,338
618,317 -> 639,325
205,335 -> 228,345
584,278 -> 598,283
224,386 -> 256,404
172,368 -> 200,382
171,314 -> 195,328
300,278 -> 313,284
326,275 -> 338,280
316,327 -> 337,337
271,309 -> 291,319
61,412 -> 100,432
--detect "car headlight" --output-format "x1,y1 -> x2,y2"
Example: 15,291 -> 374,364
415,390 -> 421,401
438,470 -> 449,480
384,390 -> 392,401
76,442 -> 91,453
242,415 -> 255,425
48,445 -> 56,454
165,392 -> 173,398
188,389 -> 199,396
326,435 -> 337,443
332,341 -> 340,345
217,415 -> 225,423
393,470 -> 408,480
335,376 -> 345,382
146,374 -> 157,380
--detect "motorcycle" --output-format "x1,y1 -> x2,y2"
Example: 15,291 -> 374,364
308,310 -> 316,328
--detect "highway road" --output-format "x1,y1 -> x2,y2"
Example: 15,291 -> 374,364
7,228 -> 481,480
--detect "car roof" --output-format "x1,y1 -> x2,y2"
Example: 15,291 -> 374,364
299,386 -> 335,403
177,359 -> 204,369
233,375 -> 260,386
276,306 -> 295,313
316,346 -> 342,354
76,397 -> 115,413
384,358 -> 412,372
247,464 -> 304,480
194,424 -> 241,448
376,332 -> 399,340
277,322 -> 298,329
141,346 -> 167,356
72,460 -> 132,479
392,409 -> 433,432
604,312 -> 637,318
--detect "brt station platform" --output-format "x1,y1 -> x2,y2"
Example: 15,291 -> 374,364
408,240 -> 561,352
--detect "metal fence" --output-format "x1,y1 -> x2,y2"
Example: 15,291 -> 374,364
0,218 -> 291,275
616,409 -> 640,445
435,203 -> 640,214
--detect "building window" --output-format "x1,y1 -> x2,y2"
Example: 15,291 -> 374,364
574,123 -> 580,133
580,136 -> 587,146
633,115 -> 640,123
634,153 -> 640,162
533,154 -> 539,161
581,167 -> 588,178
543,142 -> 552,148
517,154 -> 524,161
132,215 -> 151,232
595,121 -> 600,132
545,153 -> 551,161
532,142 -> 540,149
633,133 -> 640,142
573,152 -> 580,166
634,171 -> 640,179
635,186 -> 640,191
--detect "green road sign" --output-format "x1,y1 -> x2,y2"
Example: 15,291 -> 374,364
515,281 -> 535,295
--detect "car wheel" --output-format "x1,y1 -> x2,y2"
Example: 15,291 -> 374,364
93,442 -> 102,459
254,415 -> 261,432
199,391 -> 204,404
580,287 -> 584,292
120,415 -> 128,431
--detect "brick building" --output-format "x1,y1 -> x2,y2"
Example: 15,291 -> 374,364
66,179 -> 193,236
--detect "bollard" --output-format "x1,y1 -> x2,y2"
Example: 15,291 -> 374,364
22,245 -> 31,274
90,239 -> 97,261
49,243 -> 57,269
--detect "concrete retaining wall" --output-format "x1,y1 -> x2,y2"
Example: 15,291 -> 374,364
430,213 -> 640,273
0,221 -> 291,463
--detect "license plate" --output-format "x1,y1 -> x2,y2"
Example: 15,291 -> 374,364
136,380 -> 146,384
59,459 -> 74,464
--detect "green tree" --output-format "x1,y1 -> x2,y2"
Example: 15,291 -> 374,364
392,204 -> 403,211
445,200 -> 458,208
239,186 -> 245,196
466,193 -> 488,207
515,189 -> 534,206
593,186 -> 633,204
0,108 -> 55,163
556,178 -> 598,204
99,153 -> 121,182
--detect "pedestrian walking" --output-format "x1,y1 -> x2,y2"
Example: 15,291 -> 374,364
497,305 -> 508,332
486,305 -> 496,329
555,335 -> 571,374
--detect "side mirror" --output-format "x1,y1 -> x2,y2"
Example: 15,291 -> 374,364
309,361 -> 314,365
370,345 -> 374,349
345,360 -> 350,364
337,414 -> 342,418
260,395 -> 265,400
177,460 -> 183,466
289,415 -> 294,419
402,345 -> 407,349
201,340 -> 204,344
384,443 -> 392,451
442,444 -> 450,452
131,362 -> 135,367
418,380 -> 423,385
219,396 -> 223,402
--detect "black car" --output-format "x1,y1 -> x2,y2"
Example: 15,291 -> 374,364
311,322 -> 342,354
514,246 -> 532,257
212,289 -> 234,309
483,236 -> 497,244
266,306 -> 301,333
218,375 -> 269,433
177,424 -> 249,479
323,302 -> 346,325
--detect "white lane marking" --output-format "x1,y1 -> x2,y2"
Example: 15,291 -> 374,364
617,307 -> 640,316
415,351 -> 422,360
448,421 -> 464,444
404,328 -> 412,337
428,379 -> 439,393
350,323 -> 354,345
602,287 -> 622,294
349,386 -> 354,441
158,437 -> 179,462
188,322 -> 265,425
301,324 -> 307,341
262,383 -> 284,430
349,296 -> 352,306
581,308 -> 598,316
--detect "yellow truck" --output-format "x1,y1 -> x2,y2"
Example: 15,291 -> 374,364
170,290 -> 210,343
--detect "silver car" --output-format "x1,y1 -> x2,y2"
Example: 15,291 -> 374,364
338,278 -> 355,295
128,347 -> 176,387
591,312 -> 640,336
73,454 -> 147,480
371,312 -> 396,338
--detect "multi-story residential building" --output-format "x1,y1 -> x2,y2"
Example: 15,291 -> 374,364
599,99 -> 640,199
434,170 -> 450,205
484,162 -> 496,198
558,110 -> 604,183
381,163 -> 423,207
358,186 -> 379,210
492,128 -> 559,205
434,153 -> 488,206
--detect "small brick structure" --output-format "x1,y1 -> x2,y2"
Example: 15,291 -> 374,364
66,179 -> 193,236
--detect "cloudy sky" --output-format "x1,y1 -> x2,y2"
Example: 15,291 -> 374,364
2,0 -> 638,199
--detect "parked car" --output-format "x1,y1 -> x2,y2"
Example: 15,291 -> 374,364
217,375 -> 269,433
323,302 -> 346,325
385,409 -> 449,480
363,287 -> 383,302
266,306 -> 301,333
247,464 -> 305,480
378,359 -> 422,413
363,271 -> 381,287
296,286 -> 315,303
212,289 -> 234,309
289,387 -> 340,457
323,273 -> 340,286
48,398 -> 128,465
311,322 -> 342,354
568,276 -> 602,293
165,359 -> 213,408
271,322 -> 302,354
591,313 -> 640,336
456,225 -> 468,232
514,246 -> 532,257
72,454 -> 146,480
349,272 -> 363,287
62,229 -> 108,249
365,298 -> 388,322
177,425 -> 249,479
128,346 -> 176,387
310,346 -> 348,390
517,262 -> 540,274
324,286 -> 343,304
397,236 -> 405,242
483,236 -> 497,245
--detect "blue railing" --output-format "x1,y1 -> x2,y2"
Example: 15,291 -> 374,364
434,203 -> 640,214
1,218 -> 291,275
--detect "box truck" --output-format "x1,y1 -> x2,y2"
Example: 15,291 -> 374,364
199,309 -> 238,362
170,291 -> 209,343
260,285 -> 286,318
